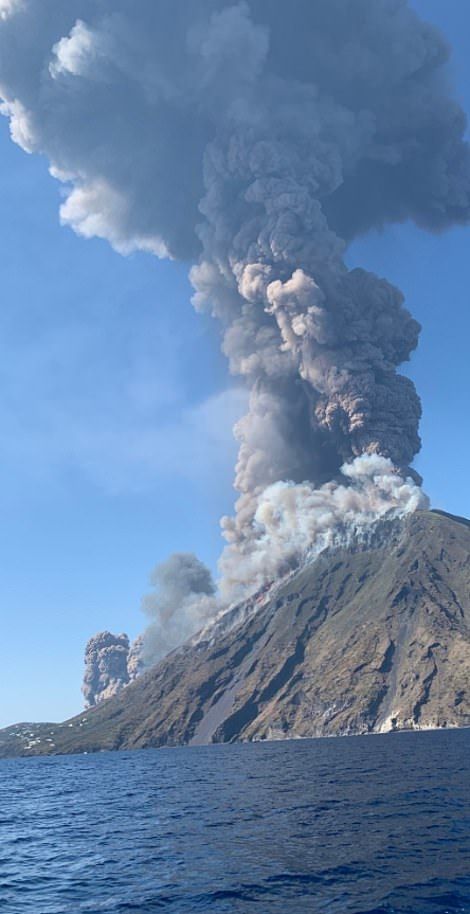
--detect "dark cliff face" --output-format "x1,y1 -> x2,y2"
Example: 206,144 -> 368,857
2,510 -> 470,758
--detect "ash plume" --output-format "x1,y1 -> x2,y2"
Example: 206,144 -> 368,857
82,631 -> 130,708
83,555 -> 218,692
141,553 -> 218,667
127,635 -> 145,682
0,2 -> 469,609
220,455 -> 428,601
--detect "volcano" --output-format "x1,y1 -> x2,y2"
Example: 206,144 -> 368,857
1,509 -> 470,758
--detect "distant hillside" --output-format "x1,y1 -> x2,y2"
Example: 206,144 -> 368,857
1,510 -> 470,758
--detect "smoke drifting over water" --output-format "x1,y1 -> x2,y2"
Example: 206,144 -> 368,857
1,1 -> 469,660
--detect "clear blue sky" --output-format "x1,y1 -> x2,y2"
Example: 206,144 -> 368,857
1,0 -> 469,727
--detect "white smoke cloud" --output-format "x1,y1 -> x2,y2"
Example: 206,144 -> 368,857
59,181 -> 170,258
50,20 -> 98,79
0,0 -> 22,21
220,455 -> 429,601
0,98 -> 35,151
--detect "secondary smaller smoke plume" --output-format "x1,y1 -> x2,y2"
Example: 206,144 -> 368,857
82,631 -> 130,708
127,635 -> 145,681
140,552 -> 219,667
81,557 -> 218,706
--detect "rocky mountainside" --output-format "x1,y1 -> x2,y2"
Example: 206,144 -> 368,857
1,510 -> 470,758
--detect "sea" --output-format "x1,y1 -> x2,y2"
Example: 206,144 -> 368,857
1,729 -> 469,914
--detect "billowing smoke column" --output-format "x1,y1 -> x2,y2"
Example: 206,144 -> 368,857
81,554 -> 216,701
82,631 -> 130,708
0,2 -> 469,612
141,553 -> 217,666
127,635 -> 145,682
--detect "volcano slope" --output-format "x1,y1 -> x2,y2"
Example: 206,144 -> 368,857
1,510 -> 470,758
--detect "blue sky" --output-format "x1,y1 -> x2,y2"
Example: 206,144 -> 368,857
1,1 -> 470,727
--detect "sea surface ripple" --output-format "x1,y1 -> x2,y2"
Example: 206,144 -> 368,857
1,728 -> 469,913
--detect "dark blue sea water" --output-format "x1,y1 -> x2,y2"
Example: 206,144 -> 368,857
1,729 -> 469,914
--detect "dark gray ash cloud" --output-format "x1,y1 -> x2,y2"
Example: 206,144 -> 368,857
82,631 -> 130,708
0,0 -> 468,605
127,634 -> 145,682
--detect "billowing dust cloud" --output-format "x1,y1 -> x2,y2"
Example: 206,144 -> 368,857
141,553 -> 218,666
82,631 -> 130,708
220,454 -> 427,600
82,557 -> 217,688
1,2 -> 469,669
